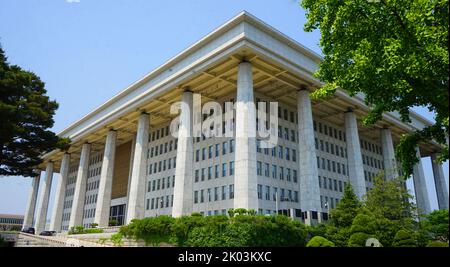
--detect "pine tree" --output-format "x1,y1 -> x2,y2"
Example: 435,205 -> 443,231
0,46 -> 69,177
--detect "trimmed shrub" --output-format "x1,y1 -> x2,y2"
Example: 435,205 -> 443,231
307,236 -> 335,247
392,229 -> 416,247
348,233 -> 372,247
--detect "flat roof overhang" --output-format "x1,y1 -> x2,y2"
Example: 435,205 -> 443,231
37,12 -> 442,170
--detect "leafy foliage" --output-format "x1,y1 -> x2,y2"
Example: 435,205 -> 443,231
421,209 -> 449,242
121,211 -> 307,247
306,236 -> 335,247
0,46 -> 70,177
68,225 -> 104,235
300,0 -> 449,176
392,229 -> 417,247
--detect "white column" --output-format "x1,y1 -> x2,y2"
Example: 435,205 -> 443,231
126,113 -> 150,224
344,110 -> 366,199
172,91 -> 194,217
297,89 -> 321,225
380,128 -> 397,180
69,143 -> 91,228
49,153 -> 70,232
412,147 -> 431,215
233,61 -> 258,210
431,153 -> 448,210
22,174 -> 41,229
35,162 -> 54,234
94,130 -> 117,227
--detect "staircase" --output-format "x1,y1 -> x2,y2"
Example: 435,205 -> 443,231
14,232 -> 110,247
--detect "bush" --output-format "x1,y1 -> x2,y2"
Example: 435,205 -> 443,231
392,229 -> 416,247
109,220 -> 119,226
123,214 -> 307,247
68,225 -> 103,235
120,216 -> 175,246
307,236 -> 335,247
90,223 -> 98,228
348,233 -> 373,247
111,233 -> 124,247
426,241 -> 449,247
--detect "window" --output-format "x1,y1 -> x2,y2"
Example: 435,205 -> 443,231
292,149 -> 296,162
208,167 -> 212,180
194,191 -> 198,204
293,170 -> 298,183
229,184 -> 234,199
202,148 -> 206,160
230,139 -> 235,153
222,142 -> 227,155
264,163 -> 270,177
200,190 -> 204,203
195,150 -> 199,162
208,145 -> 213,159
201,168 -> 205,181
222,186 -> 227,200
229,161 -> 235,175
257,161 -> 262,176
285,148 -> 290,161
279,167 -> 284,180
278,145 -> 283,159
269,164 -> 277,179
215,165 -> 219,178
215,144 -> 220,157
257,184 -> 263,199
222,163 -> 227,177
265,186 -> 270,200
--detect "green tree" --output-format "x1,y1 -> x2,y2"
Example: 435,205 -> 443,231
421,209 -> 449,242
0,46 -> 69,177
330,183 -> 361,228
364,176 -> 416,223
300,0 -> 449,176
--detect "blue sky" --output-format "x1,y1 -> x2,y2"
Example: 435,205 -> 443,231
0,0 -> 448,217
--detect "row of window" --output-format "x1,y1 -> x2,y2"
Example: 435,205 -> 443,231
319,176 -> 345,192
314,120 -> 346,142
194,162 -> 235,182
89,154 -> 103,166
63,199 -> 73,209
148,157 -> 177,174
317,157 -> 348,175
315,138 -> 347,159
83,208 -> 96,219
146,195 -> 173,210
362,154 -> 383,169
194,185 -> 235,203
256,142 -> 297,162
257,184 -> 299,202
256,161 -> 298,183
62,212 -> 71,222
361,139 -> 382,155
65,187 -> 75,197
84,194 -> 98,205
275,126 -> 298,143
148,175 -> 175,192
148,139 -> 178,158
195,140 -> 235,162
150,126 -> 171,142
67,176 -> 77,185
0,218 -> 23,224
88,166 -> 102,178
86,180 -> 100,191
320,195 -> 340,209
